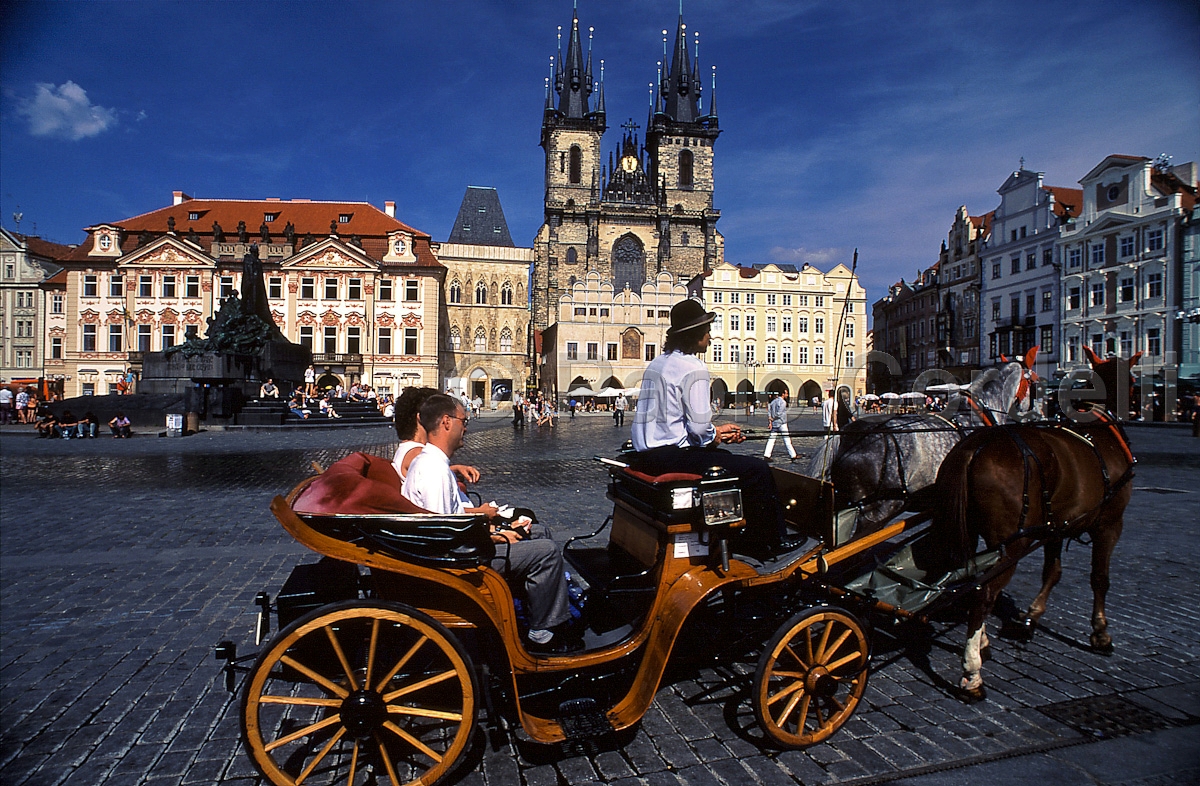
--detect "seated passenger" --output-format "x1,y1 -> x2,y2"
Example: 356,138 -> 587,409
402,394 -> 578,653
631,298 -> 797,556
109,412 -> 132,438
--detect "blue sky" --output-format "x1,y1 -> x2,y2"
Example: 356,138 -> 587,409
2,0 -> 1197,302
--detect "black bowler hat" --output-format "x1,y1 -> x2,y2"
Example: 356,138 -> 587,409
666,298 -> 717,336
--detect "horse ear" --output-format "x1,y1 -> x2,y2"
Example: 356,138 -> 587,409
1129,351 -> 1143,367
1025,345 -> 1039,367
1000,353 -> 1009,363
1083,346 -> 1100,366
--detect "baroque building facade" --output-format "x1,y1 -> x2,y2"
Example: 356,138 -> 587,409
870,266 -> 940,392
0,230 -> 70,386
50,193 -> 444,397
934,206 -> 990,383
540,271 -> 688,396
1058,155 -> 1196,406
979,168 -> 1079,377
531,6 -> 724,336
438,187 -> 533,407
697,261 -> 867,405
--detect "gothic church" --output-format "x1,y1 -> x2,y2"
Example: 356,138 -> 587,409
532,6 -> 723,331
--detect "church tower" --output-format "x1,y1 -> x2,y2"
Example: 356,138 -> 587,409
532,5 -> 722,332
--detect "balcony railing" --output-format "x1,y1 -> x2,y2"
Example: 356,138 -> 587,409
313,353 -> 364,366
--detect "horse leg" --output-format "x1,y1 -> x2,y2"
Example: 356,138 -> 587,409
1088,519 -> 1123,653
960,603 -> 989,701
1020,537 -> 1063,637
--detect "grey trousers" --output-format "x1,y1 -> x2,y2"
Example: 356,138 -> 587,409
491,539 -> 571,631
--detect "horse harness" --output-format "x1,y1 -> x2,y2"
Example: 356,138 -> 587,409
988,412 -> 1135,545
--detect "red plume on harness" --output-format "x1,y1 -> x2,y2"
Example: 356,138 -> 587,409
1014,345 -> 1040,404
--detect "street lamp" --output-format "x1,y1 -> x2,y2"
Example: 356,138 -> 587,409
747,360 -> 763,412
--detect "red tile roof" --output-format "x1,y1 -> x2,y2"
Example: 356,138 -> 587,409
18,235 -> 76,260
1044,186 -> 1083,218
64,197 -> 442,268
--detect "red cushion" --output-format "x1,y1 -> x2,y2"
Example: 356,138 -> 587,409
294,452 -> 427,515
621,468 -> 703,485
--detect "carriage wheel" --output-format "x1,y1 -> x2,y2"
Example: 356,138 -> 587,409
242,600 -> 477,786
753,607 -> 869,748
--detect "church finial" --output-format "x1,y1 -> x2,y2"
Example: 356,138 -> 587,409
584,26 -> 594,94
1019,156 -> 1026,170
554,6 -> 593,119
596,58 -> 606,116
708,64 -> 718,118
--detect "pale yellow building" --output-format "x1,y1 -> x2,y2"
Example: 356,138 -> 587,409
540,272 -> 689,396
697,261 -> 868,405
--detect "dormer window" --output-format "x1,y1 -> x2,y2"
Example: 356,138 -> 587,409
188,212 -> 200,221
338,214 -> 351,224
264,213 -> 278,223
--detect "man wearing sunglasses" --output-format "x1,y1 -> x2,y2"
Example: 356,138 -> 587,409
402,393 -> 579,654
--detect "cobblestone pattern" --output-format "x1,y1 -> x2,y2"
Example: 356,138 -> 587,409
1,413 -> 1197,785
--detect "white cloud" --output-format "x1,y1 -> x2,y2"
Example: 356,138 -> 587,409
768,246 -> 843,266
19,81 -> 118,140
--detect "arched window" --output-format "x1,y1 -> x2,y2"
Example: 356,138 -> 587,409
449,280 -> 462,303
475,282 -> 487,304
474,327 -> 486,352
566,247 -> 577,265
501,283 -> 513,305
680,231 -> 689,246
449,326 -> 461,350
679,149 -> 693,188
569,145 -> 582,184
500,327 -> 513,352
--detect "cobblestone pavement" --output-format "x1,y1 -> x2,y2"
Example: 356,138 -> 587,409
2,412 -> 1198,785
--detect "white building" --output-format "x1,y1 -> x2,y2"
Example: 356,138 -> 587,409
1059,155 -> 1196,395
980,167 -> 1080,376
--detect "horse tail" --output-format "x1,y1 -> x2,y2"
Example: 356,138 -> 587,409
932,438 -> 975,568
805,434 -> 840,480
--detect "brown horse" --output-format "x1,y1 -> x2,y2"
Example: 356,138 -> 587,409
929,403 -> 1136,700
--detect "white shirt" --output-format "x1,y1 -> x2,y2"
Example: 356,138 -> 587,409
402,443 -> 465,515
0,389 -> 12,405
392,439 -> 425,481
822,397 -> 836,428
631,350 -> 716,451
768,396 -> 788,429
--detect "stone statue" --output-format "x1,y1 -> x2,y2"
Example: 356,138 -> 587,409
241,245 -> 277,330
237,221 -> 248,243
283,221 -> 295,245
138,230 -> 153,247
186,226 -> 200,245
212,221 -> 225,243
260,222 -> 270,243
167,216 -> 176,233
350,234 -> 362,248
302,232 -> 314,248
330,219 -> 339,235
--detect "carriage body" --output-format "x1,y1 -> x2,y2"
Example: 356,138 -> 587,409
228,457 -> 931,786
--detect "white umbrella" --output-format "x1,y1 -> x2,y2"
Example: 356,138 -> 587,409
881,392 -> 901,400
565,386 -> 595,397
621,387 -> 641,397
926,383 -> 966,393
863,393 -> 880,401
901,391 -> 925,400
596,386 -> 624,397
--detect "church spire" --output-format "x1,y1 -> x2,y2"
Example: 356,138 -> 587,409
661,13 -> 701,123
556,6 -> 591,118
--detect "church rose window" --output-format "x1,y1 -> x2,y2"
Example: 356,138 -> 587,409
612,235 -> 646,293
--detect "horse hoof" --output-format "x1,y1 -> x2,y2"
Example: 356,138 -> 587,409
1090,636 -> 1114,655
955,685 -> 987,703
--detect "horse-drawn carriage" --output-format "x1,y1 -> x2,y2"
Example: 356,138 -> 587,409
217,353 -> 1137,786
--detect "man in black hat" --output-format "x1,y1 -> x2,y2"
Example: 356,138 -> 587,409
630,298 -> 793,555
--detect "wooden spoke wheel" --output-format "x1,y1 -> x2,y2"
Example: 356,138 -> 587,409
753,607 -> 869,748
242,601 -> 477,786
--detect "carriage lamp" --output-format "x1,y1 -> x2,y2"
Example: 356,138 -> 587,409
702,489 -> 743,527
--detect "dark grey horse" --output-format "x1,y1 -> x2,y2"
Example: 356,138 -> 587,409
805,359 -> 1036,534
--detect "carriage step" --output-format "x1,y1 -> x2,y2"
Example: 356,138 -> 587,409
557,698 -> 614,740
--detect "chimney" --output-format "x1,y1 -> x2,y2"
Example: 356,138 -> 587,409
172,191 -> 191,206
385,201 -> 396,218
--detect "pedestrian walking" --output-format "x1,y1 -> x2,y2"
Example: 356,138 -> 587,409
763,390 -> 798,462
613,392 -> 627,427
822,389 -> 838,433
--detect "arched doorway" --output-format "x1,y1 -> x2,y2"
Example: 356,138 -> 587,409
736,379 -> 754,408
710,377 -> 729,410
316,372 -> 342,393
765,378 -> 790,397
800,379 -> 822,407
611,234 -> 646,293
601,376 -> 622,389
